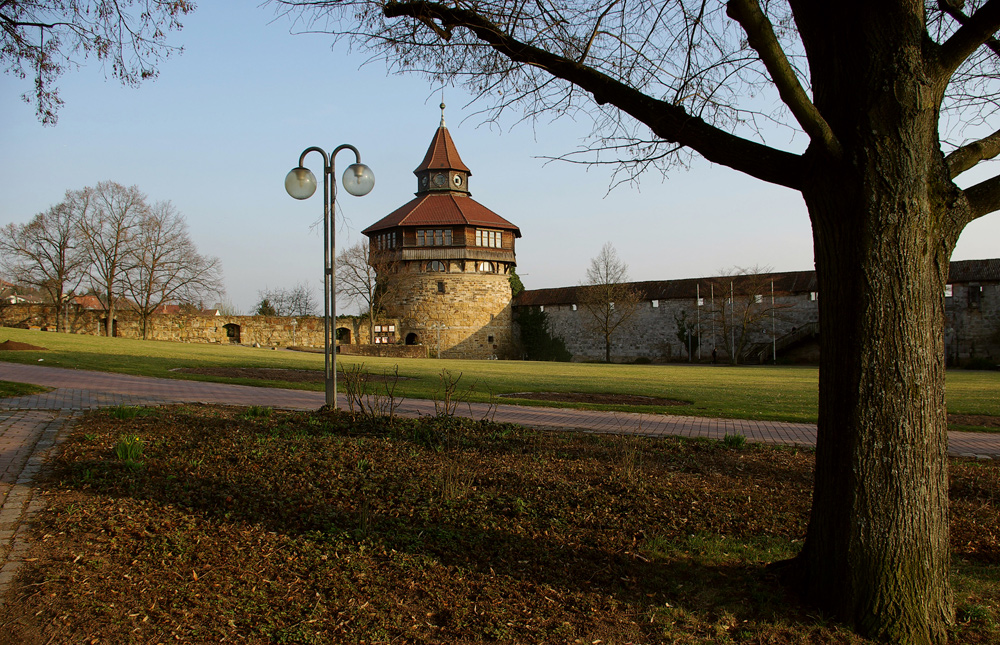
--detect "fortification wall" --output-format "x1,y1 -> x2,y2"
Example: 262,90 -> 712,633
538,293 -> 820,363
946,282 -> 1000,363
0,304 -> 399,350
527,282 -> 1000,364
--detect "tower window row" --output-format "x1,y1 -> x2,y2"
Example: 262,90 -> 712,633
476,229 -> 502,248
416,229 -> 452,247
376,228 -> 510,249
425,261 -> 503,273
375,232 -> 398,250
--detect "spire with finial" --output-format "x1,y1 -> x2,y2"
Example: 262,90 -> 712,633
440,102 -> 446,128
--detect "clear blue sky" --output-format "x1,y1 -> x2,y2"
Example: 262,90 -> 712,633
2,4 -> 997,314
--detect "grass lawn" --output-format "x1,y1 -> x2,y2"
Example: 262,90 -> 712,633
0,327 -> 997,426
0,379 -> 50,398
1,405 -> 996,644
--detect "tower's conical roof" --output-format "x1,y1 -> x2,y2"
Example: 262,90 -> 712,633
363,106 -> 519,237
413,104 -> 472,175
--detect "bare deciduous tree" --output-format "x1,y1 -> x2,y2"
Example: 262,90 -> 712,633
705,267 -> 791,365
674,309 -> 700,361
579,243 -> 640,363
74,181 -> 148,337
256,283 -> 318,317
123,201 -> 224,339
215,298 -> 241,316
2,0 -> 194,125
337,240 -> 413,343
269,0 -> 1000,638
0,198 -> 87,331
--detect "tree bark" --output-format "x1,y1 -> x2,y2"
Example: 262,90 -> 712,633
797,172 -> 955,645
787,4 -> 966,642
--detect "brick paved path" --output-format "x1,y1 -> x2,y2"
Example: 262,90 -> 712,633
1,360 -> 997,605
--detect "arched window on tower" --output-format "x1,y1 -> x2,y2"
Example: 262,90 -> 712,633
477,261 -> 497,273
427,260 -> 447,272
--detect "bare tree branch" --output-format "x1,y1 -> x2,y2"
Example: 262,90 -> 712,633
2,0 -> 193,125
382,0 -> 804,189
338,240 -> 414,343
938,0 -> 1000,76
937,0 -> 1000,59
963,171 -> 1000,220
76,181 -> 147,337
578,0 -> 620,63
726,0 -> 841,159
945,125 -> 1000,177
256,283 -> 318,317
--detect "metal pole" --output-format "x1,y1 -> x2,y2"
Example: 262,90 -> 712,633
327,143 -> 365,409
323,155 -> 336,408
771,280 -> 776,363
730,280 -> 735,364
711,283 -> 715,357
696,283 -> 701,361
329,156 -> 338,409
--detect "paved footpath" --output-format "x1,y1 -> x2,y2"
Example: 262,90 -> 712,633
1,360 -> 998,605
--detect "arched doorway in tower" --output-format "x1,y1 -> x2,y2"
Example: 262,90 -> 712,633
405,332 -> 419,345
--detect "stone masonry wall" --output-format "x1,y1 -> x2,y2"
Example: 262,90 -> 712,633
538,292 -> 820,363
389,268 -> 514,360
0,304 -> 400,350
528,280 -> 999,364
946,282 -> 1000,363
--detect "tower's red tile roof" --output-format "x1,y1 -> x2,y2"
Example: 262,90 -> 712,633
362,193 -> 521,236
414,126 -> 471,174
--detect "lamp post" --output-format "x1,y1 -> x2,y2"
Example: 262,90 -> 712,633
285,144 -> 375,408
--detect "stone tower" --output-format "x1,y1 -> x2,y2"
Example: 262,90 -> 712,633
361,106 -> 521,359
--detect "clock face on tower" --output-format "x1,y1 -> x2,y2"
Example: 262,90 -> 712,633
433,173 -> 447,187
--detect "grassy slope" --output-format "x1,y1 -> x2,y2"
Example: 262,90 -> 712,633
0,380 -> 50,398
0,327 -> 997,423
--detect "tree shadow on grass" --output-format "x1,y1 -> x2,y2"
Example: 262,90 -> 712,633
36,406 -> 849,637
51,466 -> 815,633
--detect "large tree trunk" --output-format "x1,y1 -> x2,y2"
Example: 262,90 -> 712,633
789,4 -> 965,642
799,174 -> 954,644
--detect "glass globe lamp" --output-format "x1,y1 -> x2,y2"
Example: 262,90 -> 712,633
285,167 -> 318,200
342,163 -> 375,196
